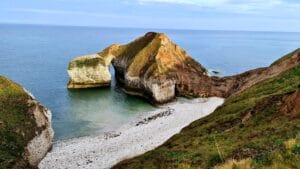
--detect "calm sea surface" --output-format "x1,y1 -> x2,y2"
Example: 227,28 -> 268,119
0,24 -> 299,140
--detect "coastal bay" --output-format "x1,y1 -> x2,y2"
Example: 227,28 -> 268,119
1,24 -> 300,169
1,24 -> 299,141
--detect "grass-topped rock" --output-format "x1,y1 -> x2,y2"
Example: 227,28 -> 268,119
0,76 -> 53,168
109,32 -> 209,103
67,54 -> 114,89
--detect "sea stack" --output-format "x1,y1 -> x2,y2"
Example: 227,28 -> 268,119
110,32 -> 208,103
0,76 -> 54,168
67,54 -> 114,88
67,32 -> 210,103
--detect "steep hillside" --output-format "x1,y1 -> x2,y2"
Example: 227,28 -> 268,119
114,51 -> 300,169
0,76 -> 53,169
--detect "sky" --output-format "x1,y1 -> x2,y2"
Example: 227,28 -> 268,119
0,0 -> 300,32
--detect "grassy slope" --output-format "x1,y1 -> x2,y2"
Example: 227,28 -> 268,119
0,76 -> 39,169
115,62 -> 300,168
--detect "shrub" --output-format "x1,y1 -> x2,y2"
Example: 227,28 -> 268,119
292,144 -> 300,155
253,153 -> 273,166
208,154 -> 223,167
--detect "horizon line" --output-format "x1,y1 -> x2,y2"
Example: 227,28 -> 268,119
1,22 -> 300,34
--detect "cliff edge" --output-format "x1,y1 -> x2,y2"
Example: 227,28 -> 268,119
0,76 -> 54,168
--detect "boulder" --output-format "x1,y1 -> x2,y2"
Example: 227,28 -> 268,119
0,76 -> 54,168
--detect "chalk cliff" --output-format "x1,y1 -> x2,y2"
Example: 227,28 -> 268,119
67,54 -> 114,88
0,76 -> 54,168
109,32 -> 208,103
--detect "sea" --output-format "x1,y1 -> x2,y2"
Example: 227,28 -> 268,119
0,23 -> 299,140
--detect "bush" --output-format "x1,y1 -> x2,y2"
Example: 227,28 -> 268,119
253,153 -> 273,166
208,154 -> 223,167
292,144 -> 300,155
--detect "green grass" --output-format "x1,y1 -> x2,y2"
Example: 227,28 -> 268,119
114,63 -> 300,168
68,57 -> 102,69
0,76 -> 41,169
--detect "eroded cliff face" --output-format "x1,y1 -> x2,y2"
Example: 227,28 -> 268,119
105,32 -> 208,103
280,86 -> 300,116
0,76 -> 54,168
67,54 -> 114,88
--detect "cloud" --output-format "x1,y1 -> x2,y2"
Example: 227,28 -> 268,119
4,8 -> 120,18
138,0 -> 228,7
137,0 -> 286,13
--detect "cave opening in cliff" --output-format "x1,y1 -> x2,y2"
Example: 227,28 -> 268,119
110,64 -> 117,87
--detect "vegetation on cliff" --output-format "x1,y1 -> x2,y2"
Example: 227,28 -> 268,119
0,76 -> 53,169
114,50 -> 300,169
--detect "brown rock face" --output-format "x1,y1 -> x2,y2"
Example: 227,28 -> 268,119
280,87 -> 300,116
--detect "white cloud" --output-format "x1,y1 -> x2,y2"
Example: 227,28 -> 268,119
137,0 -> 286,13
138,0 -> 228,7
5,8 -> 121,18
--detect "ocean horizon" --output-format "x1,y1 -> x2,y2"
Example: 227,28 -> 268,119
2,22 -> 300,33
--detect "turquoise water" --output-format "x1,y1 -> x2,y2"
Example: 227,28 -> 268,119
0,24 -> 299,140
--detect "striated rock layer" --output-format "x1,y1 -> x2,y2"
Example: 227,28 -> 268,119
0,76 -> 54,168
67,32 -> 300,104
67,54 -> 114,88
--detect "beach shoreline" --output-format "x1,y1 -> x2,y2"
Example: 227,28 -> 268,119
39,97 -> 224,169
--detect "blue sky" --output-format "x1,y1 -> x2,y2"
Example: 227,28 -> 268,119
0,0 -> 300,32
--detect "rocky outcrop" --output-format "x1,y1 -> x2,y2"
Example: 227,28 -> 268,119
280,86 -> 300,116
67,32 -> 300,104
0,76 -> 54,168
108,32 -> 208,103
67,54 -> 114,88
